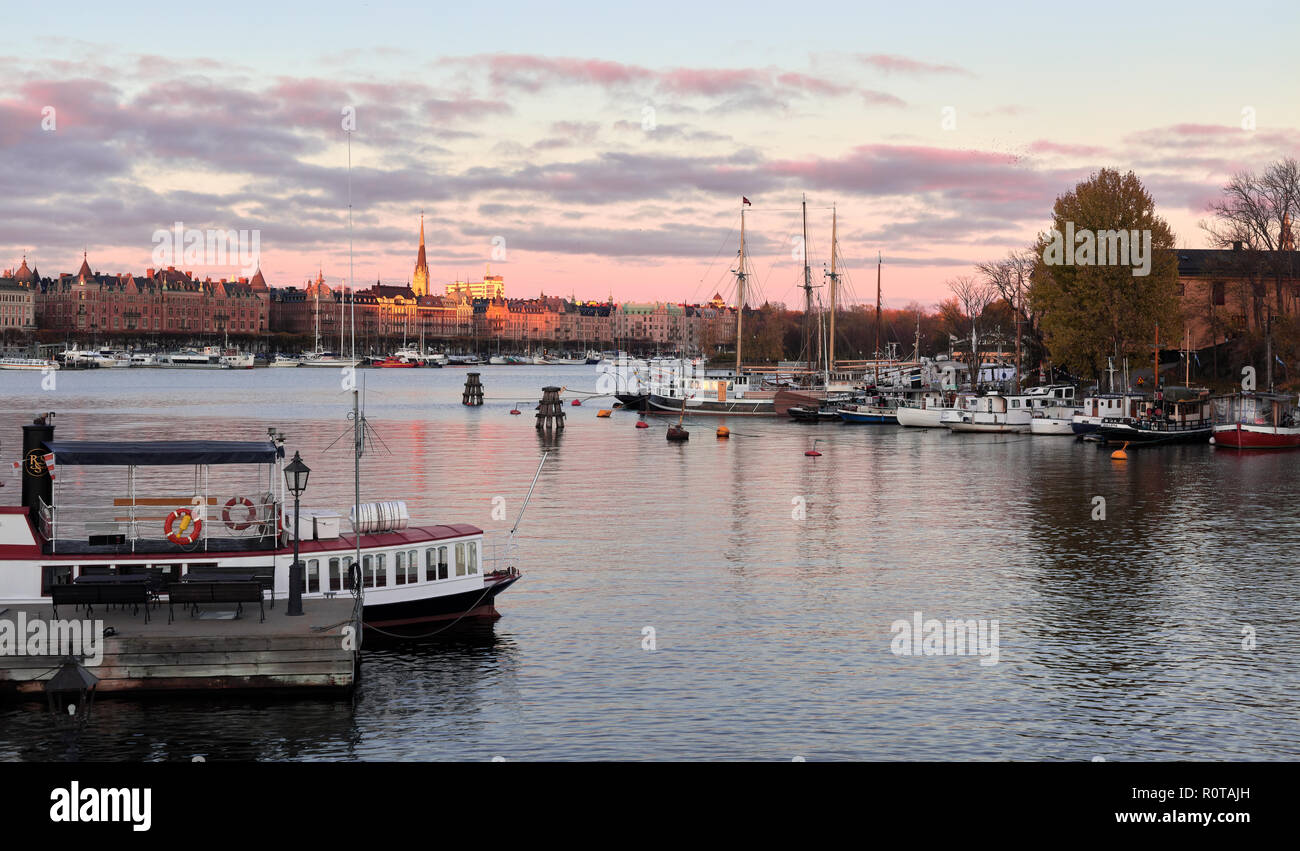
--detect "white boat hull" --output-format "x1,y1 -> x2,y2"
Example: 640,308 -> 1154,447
1030,417 -> 1076,435
895,406 -> 946,428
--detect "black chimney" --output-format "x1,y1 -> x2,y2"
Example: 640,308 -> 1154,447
1233,241 -> 1243,251
20,413 -> 55,513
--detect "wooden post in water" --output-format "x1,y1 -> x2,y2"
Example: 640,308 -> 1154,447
462,372 -> 484,406
536,386 -> 566,430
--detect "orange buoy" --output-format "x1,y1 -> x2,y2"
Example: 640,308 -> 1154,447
1110,441 -> 1129,461
716,426 -> 730,439
805,439 -> 822,457
596,409 -> 612,418
510,407 -> 521,415
635,421 -> 649,429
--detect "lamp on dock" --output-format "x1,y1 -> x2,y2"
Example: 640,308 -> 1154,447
284,451 -> 311,617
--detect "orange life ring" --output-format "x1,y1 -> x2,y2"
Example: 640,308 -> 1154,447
165,508 -> 202,545
223,496 -> 257,531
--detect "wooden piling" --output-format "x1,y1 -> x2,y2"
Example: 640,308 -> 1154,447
462,372 -> 484,406
536,386 -> 566,430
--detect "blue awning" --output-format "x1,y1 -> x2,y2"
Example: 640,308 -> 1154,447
45,441 -> 279,466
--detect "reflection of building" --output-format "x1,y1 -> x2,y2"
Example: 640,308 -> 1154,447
1178,241 -> 1300,348
0,257 -> 38,333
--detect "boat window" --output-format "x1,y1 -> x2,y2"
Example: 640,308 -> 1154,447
438,547 -> 449,580
455,543 -> 467,577
362,554 -> 375,588
468,542 -> 478,575
375,553 -> 388,587
342,557 -> 355,590
329,557 -> 342,591
406,550 -> 418,584
306,558 -> 320,593
395,551 -> 407,585
425,548 -> 437,581
41,565 -> 74,595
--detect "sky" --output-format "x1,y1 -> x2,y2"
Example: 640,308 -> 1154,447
2,1 -> 1297,309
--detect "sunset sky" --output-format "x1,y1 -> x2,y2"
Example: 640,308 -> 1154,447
3,1 -> 1298,309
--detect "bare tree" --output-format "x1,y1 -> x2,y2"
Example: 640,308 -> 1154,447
977,249 -> 1038,390
947,275 -> 998,388
1202,157 -> 1300,323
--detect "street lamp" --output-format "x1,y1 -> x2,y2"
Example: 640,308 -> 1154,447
283,451 -> 311,616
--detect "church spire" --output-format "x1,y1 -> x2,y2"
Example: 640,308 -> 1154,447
412,211 -> 430,297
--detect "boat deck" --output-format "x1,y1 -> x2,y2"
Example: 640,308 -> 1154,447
42,535 -> 278,557
0,597 -> 359,697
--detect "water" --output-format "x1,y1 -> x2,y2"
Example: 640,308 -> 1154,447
1,366 -> 1297,760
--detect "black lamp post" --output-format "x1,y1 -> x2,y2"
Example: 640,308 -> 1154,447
284,451 -> 311,616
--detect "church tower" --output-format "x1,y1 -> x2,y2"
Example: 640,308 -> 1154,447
412,214 -> 429,297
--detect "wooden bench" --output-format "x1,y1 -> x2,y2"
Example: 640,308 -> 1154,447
51,583 -> 150,623
185,566 -> 276,608
168,581 -> 265,624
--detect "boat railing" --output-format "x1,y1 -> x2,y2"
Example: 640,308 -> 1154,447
37,493 -> 280,553
479,532 -> 518,575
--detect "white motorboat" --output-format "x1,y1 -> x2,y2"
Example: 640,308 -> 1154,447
269,355 -> 301,368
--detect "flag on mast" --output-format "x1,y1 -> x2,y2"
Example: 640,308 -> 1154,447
742,197 -> 751,206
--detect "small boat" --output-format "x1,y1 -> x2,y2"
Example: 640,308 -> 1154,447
838,393 -> 898,424
943,393 -> 1030,433
1029,414 -> 1077,435
1210,391 -> 1300,449
375,356 -> 416,368
269,355 -> 301,368
788,404 -> 842,422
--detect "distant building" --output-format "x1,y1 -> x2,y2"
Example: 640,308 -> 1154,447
447,272 -> 505,301
0,257 -> 38,334
411,215 -> 430,298
1177,238 -> 1300,348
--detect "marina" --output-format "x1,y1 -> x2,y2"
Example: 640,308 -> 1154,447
2,365 -> 1298,761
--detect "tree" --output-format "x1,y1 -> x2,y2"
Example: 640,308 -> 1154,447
977,250 -> 1040,389
945,275 -> 998,383
1029,168 -> 1180,380
1201,157 -> 1300,333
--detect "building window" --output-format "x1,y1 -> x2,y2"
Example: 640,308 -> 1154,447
1212,282 -> 1225,306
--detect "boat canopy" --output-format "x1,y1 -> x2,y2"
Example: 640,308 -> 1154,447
44,440 -> 279,466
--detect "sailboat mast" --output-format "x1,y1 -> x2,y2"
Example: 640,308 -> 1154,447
801,195 -> 813,373
828,206 -> 837,373
735,207 -> 746,375
874,252 -> 882,387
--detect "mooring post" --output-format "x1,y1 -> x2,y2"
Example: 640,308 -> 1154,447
536,386 -> 566,430
462,372 -> 484,406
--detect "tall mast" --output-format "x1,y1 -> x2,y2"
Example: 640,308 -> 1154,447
735,206 -> 746,375
1013,266 -> 1022,393
801,195 -> 813,373
874,252 -> 882,387
828,205 -> 838,373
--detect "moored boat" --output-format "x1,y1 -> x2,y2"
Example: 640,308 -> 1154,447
1096,386 -> 1213,444
1210,391 -> 1300,449
0,416 -> 520,632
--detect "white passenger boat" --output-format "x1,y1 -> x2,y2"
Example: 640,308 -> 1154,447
269,355 -> 301,368
1,416 -> 521,634
0,358 -> 58,371
943,393 -> 1031,433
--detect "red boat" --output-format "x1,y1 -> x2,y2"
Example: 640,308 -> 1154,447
375,356 -> 415,368
1211,392 -> 1300,449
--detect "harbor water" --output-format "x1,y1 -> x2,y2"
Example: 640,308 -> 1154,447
1,366 -> 1297,760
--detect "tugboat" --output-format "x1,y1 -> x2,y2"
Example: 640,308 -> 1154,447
0,413 -> 521,633
1096,386 -> 1214,444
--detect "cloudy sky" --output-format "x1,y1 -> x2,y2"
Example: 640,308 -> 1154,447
2,1 -> 1297,308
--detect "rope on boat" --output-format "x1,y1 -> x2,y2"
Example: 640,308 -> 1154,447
359,583 -> 498,640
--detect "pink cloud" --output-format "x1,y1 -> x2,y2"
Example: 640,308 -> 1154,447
858,53 -> 973,77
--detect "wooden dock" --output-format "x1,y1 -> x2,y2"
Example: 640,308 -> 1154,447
0,597 -> 359,697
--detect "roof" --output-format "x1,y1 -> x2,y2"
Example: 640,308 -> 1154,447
45,440 -> 279,466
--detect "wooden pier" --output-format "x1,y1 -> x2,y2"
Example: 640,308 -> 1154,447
0,597 -> 359,698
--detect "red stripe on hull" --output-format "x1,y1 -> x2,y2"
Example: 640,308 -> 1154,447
1212,424 -> 1300,449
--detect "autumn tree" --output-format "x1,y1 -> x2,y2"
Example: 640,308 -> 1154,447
1029,168 -> 1180,379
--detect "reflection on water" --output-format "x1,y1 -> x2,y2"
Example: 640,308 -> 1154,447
1,368 -> 1297,760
